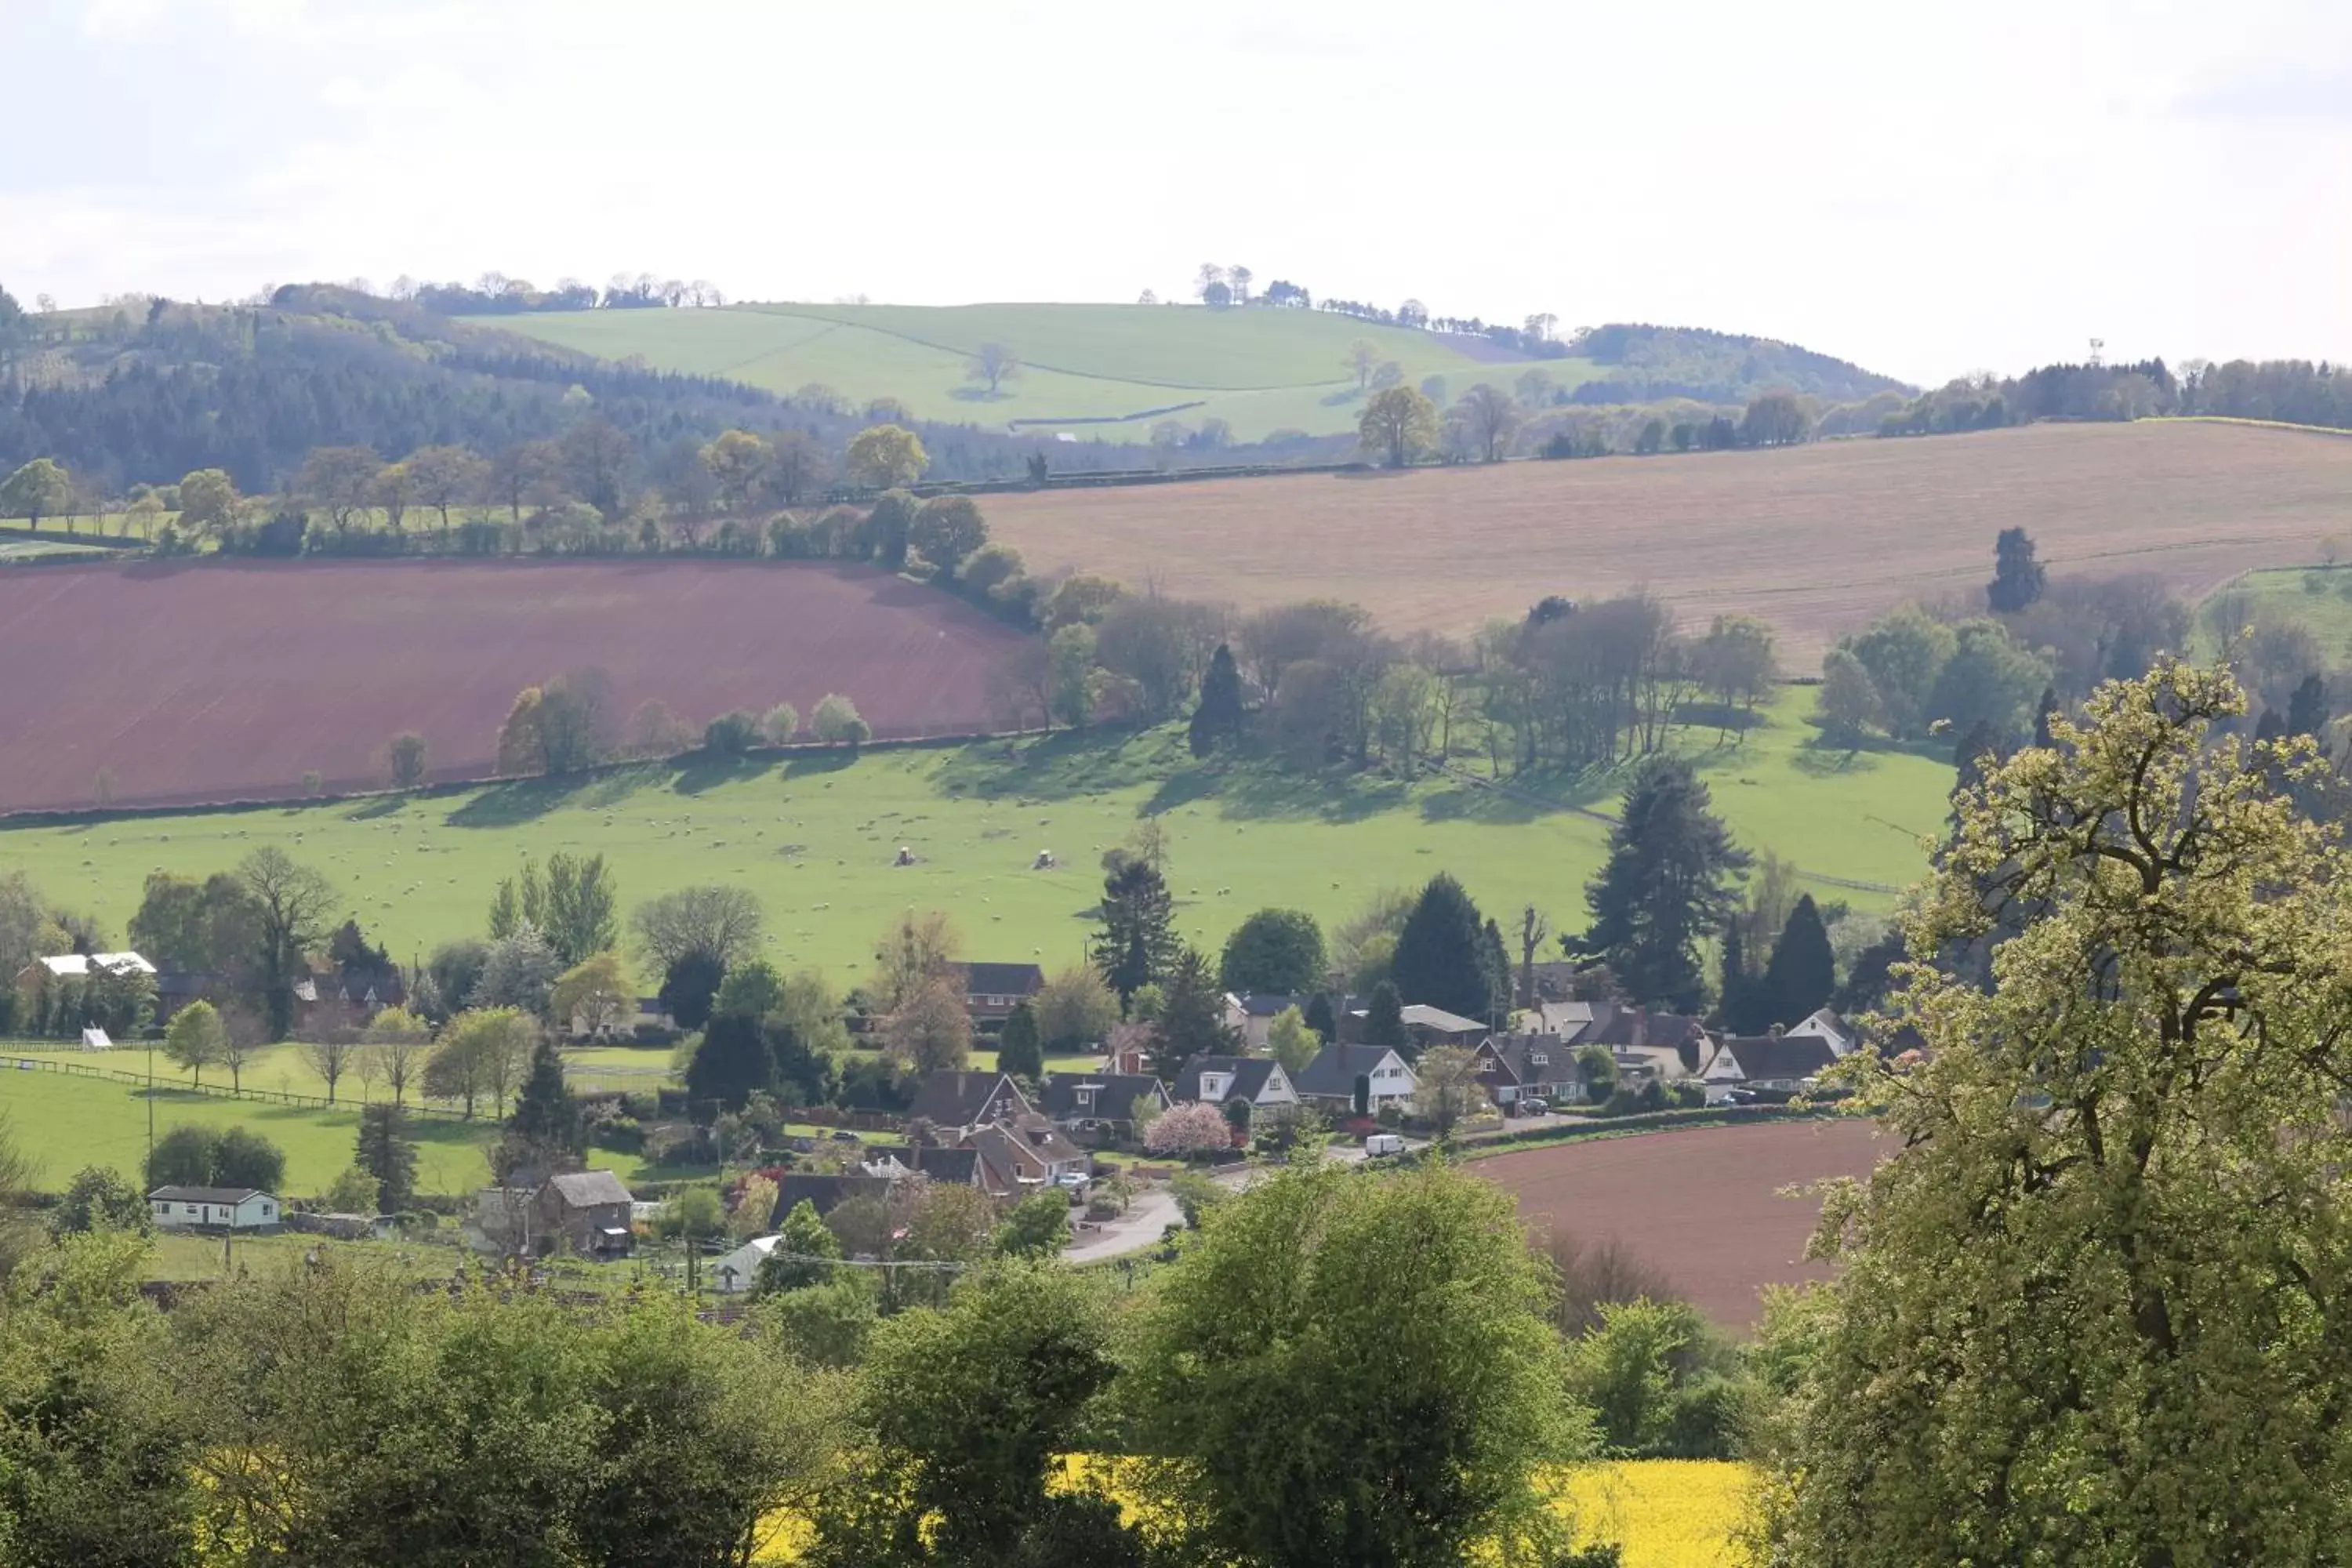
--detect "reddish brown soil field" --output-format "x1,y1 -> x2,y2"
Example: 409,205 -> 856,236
990,422 -> 2352,661
0,559 -> 1027,812
1482,1119 -> 1890,1327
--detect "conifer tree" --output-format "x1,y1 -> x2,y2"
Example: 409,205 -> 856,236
1391,873 -> 1490,1020
1577,758 -> 1751,1011
1759,893 -> 1835,1029
1189,643 -> 1245,757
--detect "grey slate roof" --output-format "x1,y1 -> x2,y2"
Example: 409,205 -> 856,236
1722,1034 -> 1838,1083
150,1185 -> 270,1205
1037,1072 -> 1170,1121
545,1170 -> 633,1208
956,961 -> 1045,997
908,1071 -> 1030,1129
1292,1044 -> 1407,1099
1173,1055 -> 1281,1103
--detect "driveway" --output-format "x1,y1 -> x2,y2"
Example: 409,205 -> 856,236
1062,1139 -> 1425,1264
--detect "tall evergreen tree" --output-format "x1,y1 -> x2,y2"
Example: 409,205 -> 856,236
1390,873 -> 1490,1020
1718,919 -> 1763,1035
504,1039 -> 582,1167
354,1103 -> 418,1213
1986,525 -> 2045,613
1189,643 -> 1245,757
1303,991 -> 1338,1043
1362,980 -> 1407,1050
1480,917 -> 1511,1026
1094,859 -> 1177,1003
684,1011 -> 772,1112
1759,893 -> 1836,1029
1576,757 -> 1751,1011
2031,684 -> 2060,747
1151,946 -> 1239,1083
997,1000 -> 1044,1080
2288,672 -> 2331,739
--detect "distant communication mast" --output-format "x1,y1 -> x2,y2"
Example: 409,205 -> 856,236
2088,337 -> 2106,368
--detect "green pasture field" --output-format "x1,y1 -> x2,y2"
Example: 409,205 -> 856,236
2197,564 -> 2352,662
0,689 -> 1950,986
491,301 -> 1602,444
0,1066 -> 502,1196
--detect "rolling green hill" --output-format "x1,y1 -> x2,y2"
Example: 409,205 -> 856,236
0,688 -> 1947,984
490,302 -> 1601,444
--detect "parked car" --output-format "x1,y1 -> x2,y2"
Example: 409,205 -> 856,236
1520,1098 -> 1551,1116
1363,1133 -> 1406,1157
829,1130 -> 860,1143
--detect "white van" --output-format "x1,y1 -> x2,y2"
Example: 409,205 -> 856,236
1363,1133 -> 1406,1157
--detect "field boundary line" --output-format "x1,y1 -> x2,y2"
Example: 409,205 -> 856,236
0,1051 -> 477,1122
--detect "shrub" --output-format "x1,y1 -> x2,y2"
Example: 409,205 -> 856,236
702,710 -> 760,757
811,693 -> 869,746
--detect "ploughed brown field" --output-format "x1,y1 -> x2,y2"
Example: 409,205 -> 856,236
1483,1118 -> 1889,1327
989,422 -> 2352,661
0,559 -> 1027,813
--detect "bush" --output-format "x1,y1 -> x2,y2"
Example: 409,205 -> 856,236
810,693 -> 869,746
702,710 -> 760,757
53,1166 -> 150,1236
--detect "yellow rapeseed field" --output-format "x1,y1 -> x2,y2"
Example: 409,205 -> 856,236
1559,1460 -> 1755,1567
752,1458 -> 1757,1565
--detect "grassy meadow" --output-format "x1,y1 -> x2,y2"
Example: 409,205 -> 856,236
494,301 -> 1602,443
0,687 -> 1947,1200
2198,564 -> 2352,661
0,688 -> 1949,982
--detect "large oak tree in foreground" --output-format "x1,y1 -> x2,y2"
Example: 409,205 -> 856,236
1771,659 -> 2352,1566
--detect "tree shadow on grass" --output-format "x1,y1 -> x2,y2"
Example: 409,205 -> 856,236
1790,744 -> 1880,778
780,751 -> 862,782
345,797 -> 407,822
442,768 -> 645,829
670,753 -> 773,797
932,724 -> 1186,804
1148,760 -> 1414,825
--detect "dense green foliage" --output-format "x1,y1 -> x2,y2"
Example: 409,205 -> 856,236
1576,759 -> 1750,1011
1770,660 -> 2352,1563
1125,1154 -> 1591,1567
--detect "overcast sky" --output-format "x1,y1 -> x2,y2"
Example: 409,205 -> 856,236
9,0 -> 2351,386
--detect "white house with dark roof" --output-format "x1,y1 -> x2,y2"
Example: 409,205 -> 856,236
150,1185 -> 279,1231
1291,1044 -> 1417,1112
1172,1056 -> 1300,1115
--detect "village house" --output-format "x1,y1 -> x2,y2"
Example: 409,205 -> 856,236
1101,1022 -> 1155,1076
1345,1000 -> 1489,1051
1036,1070 -> 1171,1142
537,1170 -> 636,1257
906,1070 -> 1035,1135
1472,1033 -> 1595,1110
952,961 -> 1046,1023
1784,1007 -> 1860,1057
473,1169 -> 636,1258
1173,1056 -> 1301,1121
149,1185 -> 279,1231
1702,1033 -> 1840,1103
1291,1043 -> 1418,1113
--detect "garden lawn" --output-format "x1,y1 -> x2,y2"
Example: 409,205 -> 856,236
0,688 -> 1948,986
